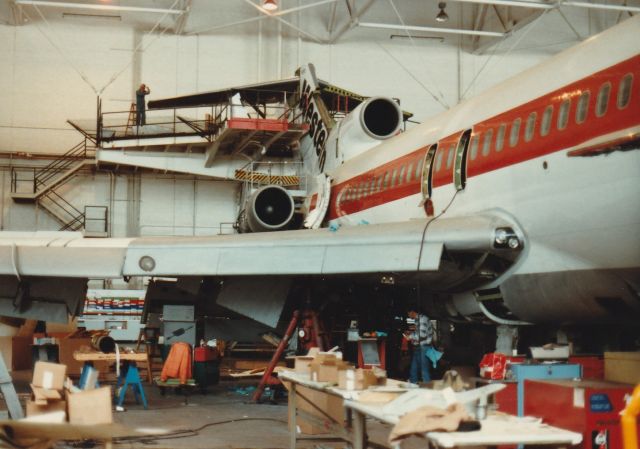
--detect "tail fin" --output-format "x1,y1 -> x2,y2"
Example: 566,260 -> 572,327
298,63 -> 334,175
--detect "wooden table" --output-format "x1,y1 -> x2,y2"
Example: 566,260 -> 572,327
281,371 -> 582,449
73,351 -> 148,362
280,371 -> 412,449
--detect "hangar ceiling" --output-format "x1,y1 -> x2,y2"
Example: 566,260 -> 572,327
2,0 -> 638,53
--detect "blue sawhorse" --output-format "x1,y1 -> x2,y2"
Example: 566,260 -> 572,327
116,362 -> 148,409
79,362 -> 100,389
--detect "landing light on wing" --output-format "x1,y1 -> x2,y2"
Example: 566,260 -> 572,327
494,227 -> 521,250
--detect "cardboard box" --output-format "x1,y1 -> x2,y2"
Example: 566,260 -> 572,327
294,356 -> 314,374
310,359 -> 350,383
604,351 -> 640,384
291,385 -> 344,435
31,384 -> 63,404
58,337 -> 110,375
338,368 -> 378,391
33,361 -> 66,390
67,386 -> 112,425
0,336 -> 32,371
26,399 -> 66,418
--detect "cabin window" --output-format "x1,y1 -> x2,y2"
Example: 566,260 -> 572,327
391,168 -> 398,187
575,90 -> 590,124
376,176 -> 383,192
415,157 -> 424,180
469,134 -> 479,160
398,166 -> 406,185
496,124 -> 506,152
482,129 -> 493,157
557,99 -> 570,130
509,118 -> 521,148
540,105 -> 553,137
435,152 -> 443,172
383,172 -> 390,189
445,144 -> 454,169
617,73 -> 633,109
596,82 -> 611,117
525,112 -> 537,142
406,163 -> 413,183
369,179 -> 376,195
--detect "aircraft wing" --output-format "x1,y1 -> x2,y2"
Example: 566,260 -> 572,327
0,214 -> 516,279
0,213 -> 519,323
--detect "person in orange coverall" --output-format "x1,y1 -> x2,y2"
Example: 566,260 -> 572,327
160,342 -> 192,384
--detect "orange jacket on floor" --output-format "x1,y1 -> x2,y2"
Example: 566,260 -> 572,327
161,342 -> 192,384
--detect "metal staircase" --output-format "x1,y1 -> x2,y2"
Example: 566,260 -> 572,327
10,138 -> 99,233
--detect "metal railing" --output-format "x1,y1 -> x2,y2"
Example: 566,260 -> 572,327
84,205 -> 108,235
39,188 -> 85,231
97,91 -> 305,145
10,138 -> 94,195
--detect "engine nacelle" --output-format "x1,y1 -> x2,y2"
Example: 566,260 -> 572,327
324,97 -> 403,170
239,185 -> 295,233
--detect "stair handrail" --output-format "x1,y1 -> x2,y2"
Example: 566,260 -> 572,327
34,139 -> 91,189
42,189 -> 85,231
40,187 -> 84,218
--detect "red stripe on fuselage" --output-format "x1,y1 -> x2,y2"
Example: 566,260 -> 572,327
327,54 -> 640,220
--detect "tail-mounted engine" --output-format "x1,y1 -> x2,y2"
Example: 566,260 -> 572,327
238,185 -> 295,233
324,97 -> 403,168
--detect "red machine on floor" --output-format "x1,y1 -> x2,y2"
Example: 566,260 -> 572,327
525,379 -> 639,449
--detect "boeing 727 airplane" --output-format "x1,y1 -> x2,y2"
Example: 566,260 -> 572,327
0,16 -> 638,344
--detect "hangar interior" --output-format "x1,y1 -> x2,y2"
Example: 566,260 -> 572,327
0,1 -> 638,448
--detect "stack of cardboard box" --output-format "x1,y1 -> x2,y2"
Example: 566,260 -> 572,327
297,351 -> 387,390
26,361 -> 112,425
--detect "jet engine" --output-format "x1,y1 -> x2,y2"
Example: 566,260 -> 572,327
238,185 -> 295,233
324,97 -> 403,169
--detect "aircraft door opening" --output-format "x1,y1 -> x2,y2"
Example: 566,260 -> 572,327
420,144 -> 438,200
420,144 -> 438,216
454,129 -> 472,190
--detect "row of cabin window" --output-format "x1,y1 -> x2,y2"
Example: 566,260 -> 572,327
342,157 -> 425,202
444,73 -> 634,164
342,72 -> 634,195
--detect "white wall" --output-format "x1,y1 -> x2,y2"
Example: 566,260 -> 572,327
0,164 -> 239,237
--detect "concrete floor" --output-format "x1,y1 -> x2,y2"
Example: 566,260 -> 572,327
10,371 -> 400,449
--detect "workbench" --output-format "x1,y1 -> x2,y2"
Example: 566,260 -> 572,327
280,371 -> 582,449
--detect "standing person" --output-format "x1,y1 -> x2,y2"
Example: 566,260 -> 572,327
405,308 -> 434,384
136,83 -> 151,126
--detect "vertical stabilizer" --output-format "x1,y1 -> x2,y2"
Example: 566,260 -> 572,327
298,64 -> 335,174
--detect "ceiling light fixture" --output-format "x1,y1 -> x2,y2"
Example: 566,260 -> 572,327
262,0 -> 278,11
436,2 -> 449,23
